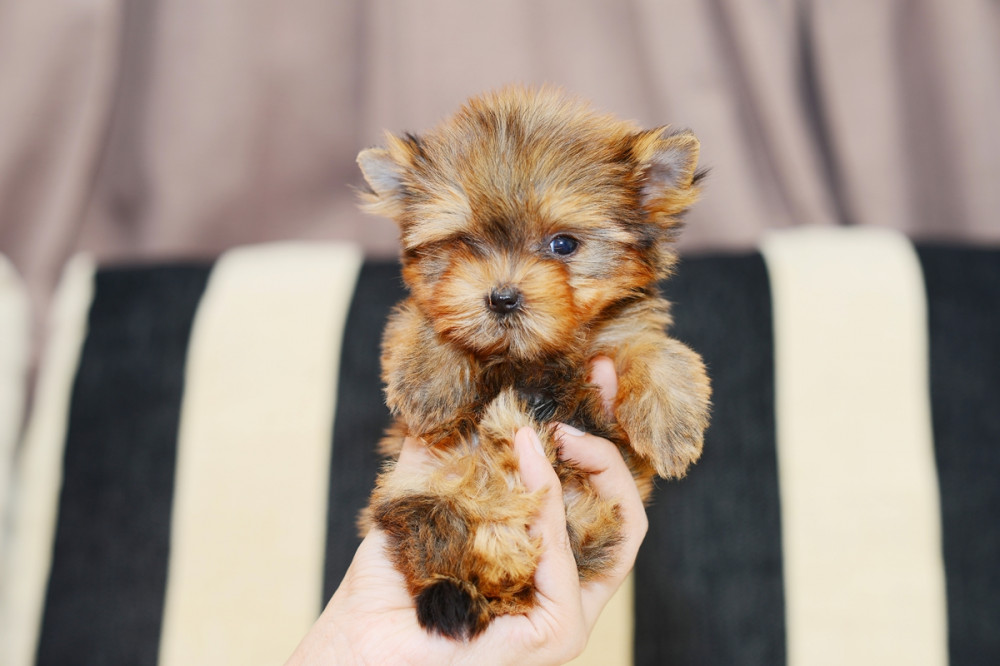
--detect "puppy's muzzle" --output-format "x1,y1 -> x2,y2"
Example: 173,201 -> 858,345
486,286 -> 522,315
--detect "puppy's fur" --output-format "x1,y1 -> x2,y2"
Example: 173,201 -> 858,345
358,86 -> 711,639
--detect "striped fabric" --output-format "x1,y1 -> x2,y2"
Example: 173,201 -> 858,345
763,229 -> 946,665
1,230 -> 997,665
1,256 -> 95,666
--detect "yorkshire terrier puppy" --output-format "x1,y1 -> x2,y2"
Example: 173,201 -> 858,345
358,86 -> 711,639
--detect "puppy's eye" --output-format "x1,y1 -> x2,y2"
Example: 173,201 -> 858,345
548,235 -> 579,256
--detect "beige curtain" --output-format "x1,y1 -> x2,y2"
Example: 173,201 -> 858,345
2,0 -> 999,324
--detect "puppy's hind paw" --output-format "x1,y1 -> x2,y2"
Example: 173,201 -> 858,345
416,575 -> 492,640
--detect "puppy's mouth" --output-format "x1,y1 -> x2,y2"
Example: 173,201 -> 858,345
444,287 -> 538,359
480,287 -> 527,351
429,275 -> 575,361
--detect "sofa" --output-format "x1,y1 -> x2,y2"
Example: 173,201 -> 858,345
1,227 -> 997,665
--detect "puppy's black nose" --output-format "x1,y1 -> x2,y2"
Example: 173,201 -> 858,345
487,287 -> 522,314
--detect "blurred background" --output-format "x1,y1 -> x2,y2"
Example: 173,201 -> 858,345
2,0 -> 999,332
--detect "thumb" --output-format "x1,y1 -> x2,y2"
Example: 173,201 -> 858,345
513,427 -> 581,611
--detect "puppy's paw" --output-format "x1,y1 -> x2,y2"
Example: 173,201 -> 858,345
381,302 -> 476,434
616,337 -> 711,478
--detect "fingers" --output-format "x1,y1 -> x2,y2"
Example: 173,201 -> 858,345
511,427 -> 585,621
555,425 -> 648,540
554,424 -> 648,629
556,423 -> 648,559
588,355 -> 618,417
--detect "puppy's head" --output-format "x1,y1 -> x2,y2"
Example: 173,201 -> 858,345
358,86 -> 702,361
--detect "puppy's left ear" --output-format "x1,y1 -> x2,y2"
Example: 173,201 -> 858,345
631,128 -> 702,218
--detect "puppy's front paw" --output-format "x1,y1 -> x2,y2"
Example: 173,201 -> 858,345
616,337 -> 711,478
381,302 -> 476,435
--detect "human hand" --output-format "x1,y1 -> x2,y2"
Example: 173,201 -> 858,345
285,358 -> 647,665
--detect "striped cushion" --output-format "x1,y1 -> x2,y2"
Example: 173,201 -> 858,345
1,230 -> 997,665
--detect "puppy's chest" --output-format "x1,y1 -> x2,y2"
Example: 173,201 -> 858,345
477,359 -> 589,425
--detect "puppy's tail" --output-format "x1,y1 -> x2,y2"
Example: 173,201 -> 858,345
416,575 -> 492,640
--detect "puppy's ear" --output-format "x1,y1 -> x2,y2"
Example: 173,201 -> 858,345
358,147 -> 402,196
631,128 -> 702,219
358,132 -> 427,219
357,146 -> 406,218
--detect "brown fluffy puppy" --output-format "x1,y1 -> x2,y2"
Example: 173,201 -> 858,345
358,86 -> 711,640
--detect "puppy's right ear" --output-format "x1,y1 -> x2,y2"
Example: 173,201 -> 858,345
357,146 -> 406,218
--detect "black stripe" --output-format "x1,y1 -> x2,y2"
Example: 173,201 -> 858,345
323,261 -> 407,598
634,254 -> 786,665
36,265 -> 210,666
919,245 -> 1000,665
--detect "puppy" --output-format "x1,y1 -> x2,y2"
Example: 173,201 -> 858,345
357,86 -> 711,639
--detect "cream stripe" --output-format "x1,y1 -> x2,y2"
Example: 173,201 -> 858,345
0,256 -> 30,548
569,572 -> 633,666
0,255 -> 95,666
158,243 -> 361,666
761,228 -> 947,666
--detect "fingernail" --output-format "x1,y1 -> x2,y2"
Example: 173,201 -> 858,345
557,423 -> 586,437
